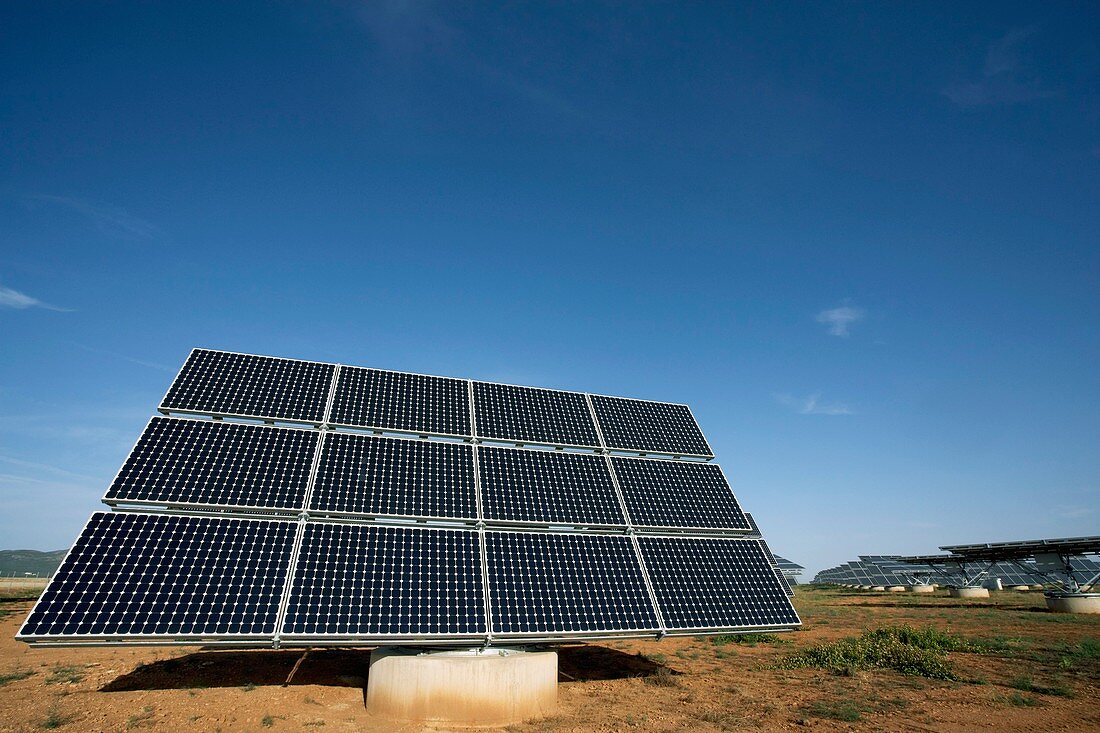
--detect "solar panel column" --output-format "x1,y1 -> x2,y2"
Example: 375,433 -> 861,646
271,364 -> 341,648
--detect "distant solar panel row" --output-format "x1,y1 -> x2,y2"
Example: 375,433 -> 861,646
19,513 -> 799,643
106,418 -> 746,530
159,349 -> 712,457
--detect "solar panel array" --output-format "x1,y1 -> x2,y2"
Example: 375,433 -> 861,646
21,348 -> 800,647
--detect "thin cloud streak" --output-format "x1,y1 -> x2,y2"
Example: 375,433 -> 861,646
0,285 -> 70,312
72,344 -> 174,372
29,195 -> 160,239
775,393 -> 854,416
815,305 -> 864,337
943,28 -> 1058,107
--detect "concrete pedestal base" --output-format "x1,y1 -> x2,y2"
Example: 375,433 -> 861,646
871,586 -> 886,592
949,587 -> 990,599
1009,585 -> 1030,592
859,585 -> 872,590
366,647 -> 557,727
887,586 -> 906,592
1045,594 -> 1100,615
1030,585 -> 1045,590
908,585 -> 935,593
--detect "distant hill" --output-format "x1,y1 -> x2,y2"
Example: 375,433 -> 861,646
0,549 -> 68,577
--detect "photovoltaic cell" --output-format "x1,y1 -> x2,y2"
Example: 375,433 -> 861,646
479,447 -> 625,526
282,524 -> 486,637
611,457 -> 749,530
473,382 -> 599,448
329,366 -> 471,437
18,512 -> 295,640
486,532 -> 660,635
105,417 -> 318,511
160,349 -> 335,424
591,395 -> 712,457
309,433 -> 476,520
637,537 -> 800,630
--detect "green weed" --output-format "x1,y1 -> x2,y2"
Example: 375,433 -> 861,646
778,626 -> 961,680
0,669 -> 35,686
45,666 -> 84,686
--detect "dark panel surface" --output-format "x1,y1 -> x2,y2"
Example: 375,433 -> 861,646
473,382 -> 599,447
486,532 -> 659,635
329,367 -> 471,437
19,513 -> 295,639
591,395 -> 712,456
638,536 -> 800,630
310,434 -> 476,520
105,417 -> 318,511
160,349 -> 334,423
282,524 -> 486,637
479,447 -> 625,526
612,458 -> 749,530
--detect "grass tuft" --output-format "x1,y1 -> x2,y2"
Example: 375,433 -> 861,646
643,667 -> 679,687
778,626 -> 963,680
44,666 -> 84,686
0,669 -> 35,686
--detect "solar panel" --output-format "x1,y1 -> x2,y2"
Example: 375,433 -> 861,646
478,447 -> 625,527
473,382 -> 599,448
328,366 -> 472,438
281,523 -> 486,640
104,417 -> 318,512
591,395 -> 712,457
611,457 -> 749,531
309,433 -> 476,521
18,512 -> 295,642
24,347 -> 804,650
637,536 -> 800,630
160,349 -> 335,424
485,531 -> 660,637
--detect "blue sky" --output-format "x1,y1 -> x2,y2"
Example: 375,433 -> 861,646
1,3 -> 1097,576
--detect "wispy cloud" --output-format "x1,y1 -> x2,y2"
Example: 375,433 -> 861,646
815,305 -> 864,337
71,344 -> 174,372
352,1 -> 583,119
0,284 -> 70,312
943,28 -> 1058,107
1054,505 -> 1094,520
775,393 -> 854,416
28,195 -> 160,239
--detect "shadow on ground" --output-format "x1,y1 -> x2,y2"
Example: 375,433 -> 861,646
101,649 -> 368,692
101,645 -> 667,693
557,645 -> 670,682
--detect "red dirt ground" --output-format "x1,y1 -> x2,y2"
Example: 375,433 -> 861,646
1,586 -> 1097,732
